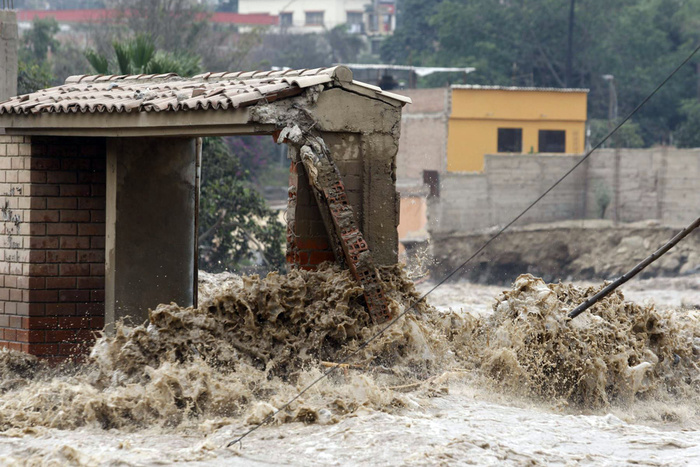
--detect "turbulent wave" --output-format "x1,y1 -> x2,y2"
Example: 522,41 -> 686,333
468,274 -> 700,407
0,267 -> 698,434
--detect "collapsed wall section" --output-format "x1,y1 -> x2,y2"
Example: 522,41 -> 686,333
257,85 -> 402,269
0,135 -> 105,360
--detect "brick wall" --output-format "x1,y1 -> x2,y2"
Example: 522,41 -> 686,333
396,88 -> 449,184
286,159 -> 335,269
285,132 -> 367,270
0,135 -> 106,360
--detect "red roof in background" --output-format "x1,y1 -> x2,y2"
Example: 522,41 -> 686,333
16,9 -> 278,26
17,9 -> 117,22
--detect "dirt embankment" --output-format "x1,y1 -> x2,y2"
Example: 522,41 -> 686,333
430,220 -> 700,284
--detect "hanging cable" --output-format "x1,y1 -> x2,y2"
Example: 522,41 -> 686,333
226,41 -> 700,448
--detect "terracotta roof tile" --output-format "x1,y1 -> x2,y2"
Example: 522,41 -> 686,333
0,67 -> 347,116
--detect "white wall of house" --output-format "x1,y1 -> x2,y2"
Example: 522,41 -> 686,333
239,0 -> 370,33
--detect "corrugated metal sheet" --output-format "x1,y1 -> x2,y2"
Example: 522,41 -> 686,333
452,84 -> 589,93
0,67 -> 369,116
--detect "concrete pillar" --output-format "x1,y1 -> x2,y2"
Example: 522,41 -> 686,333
0,10 -> 18,102
360,132 -> 399,266
105,137 -> 197,326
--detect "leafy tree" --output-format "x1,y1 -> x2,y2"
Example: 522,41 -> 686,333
382,0 -> 700,147
86,35 -> 201,77
588,120 -> 645,149
16,17 -> 59,94
225,136 -> 284,186
199,138 -> 285,273
16,61 -> 53,95
674,99 -> 700,147
326,25 -> 364,64
20,17 -> 60,64
380,0 -> 445,65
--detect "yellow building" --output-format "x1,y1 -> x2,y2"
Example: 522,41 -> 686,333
447,85 -> 588,172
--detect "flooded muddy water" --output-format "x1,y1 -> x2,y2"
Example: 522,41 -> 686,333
0,268 -> 698,466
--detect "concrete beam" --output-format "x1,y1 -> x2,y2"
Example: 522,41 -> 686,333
105,137 -> 197,327
0,107 -> 273,136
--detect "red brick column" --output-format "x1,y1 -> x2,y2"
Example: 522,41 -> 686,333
0,135 -> 106,360
286,160 -> 335,270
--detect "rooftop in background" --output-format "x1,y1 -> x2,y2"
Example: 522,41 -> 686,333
451,84 -> 589,94
16,9 -> 279,26
345,64 -> 476,77
343,64 -> 476,89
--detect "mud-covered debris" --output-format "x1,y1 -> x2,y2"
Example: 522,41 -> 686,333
469,274 -> 700,407
0,270 -> 698,433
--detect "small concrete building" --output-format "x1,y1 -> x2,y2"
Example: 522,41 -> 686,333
0,67 -> 409,359
447,85 -> 588,172
394,85 -> 588,252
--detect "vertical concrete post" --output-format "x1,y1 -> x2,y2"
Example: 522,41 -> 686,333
361,132 -> 399,266
105,138 -> 197,327
0,9 -> 18,102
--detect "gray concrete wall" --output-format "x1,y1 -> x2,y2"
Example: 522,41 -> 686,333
396,88 -> 449,184
430,148 -> 700,234
0,10 -> 18,102
105,137 -> 197,326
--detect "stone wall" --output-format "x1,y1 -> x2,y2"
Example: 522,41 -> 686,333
0,136 -> 105,360
430,148 -> 700,234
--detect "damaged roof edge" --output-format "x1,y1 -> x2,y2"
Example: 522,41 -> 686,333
0,66 -> 411,136
0,66 -> 409,127
344,81 -> 412,105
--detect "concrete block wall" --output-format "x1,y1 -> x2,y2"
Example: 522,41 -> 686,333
396,88 -> 449,184
430,148 -> 700,234
585,148 -> 700,226
430,154 -> 585,233
0,135 -> 105,360
658,148 -> 700,225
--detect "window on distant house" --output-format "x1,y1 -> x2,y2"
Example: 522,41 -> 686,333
347,11 -> 363,33
423,170 -> 440,198
280,12 -> 293,27
305,11 -> 324,26
538,130 -> 566,153
347,11 -> 363,25
497,128 -> 523,153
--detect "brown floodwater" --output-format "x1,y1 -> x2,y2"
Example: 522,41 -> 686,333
0,266 -> 699,465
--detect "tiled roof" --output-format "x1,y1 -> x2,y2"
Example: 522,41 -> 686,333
452,84 -> 589,93
0,67 -> 381,116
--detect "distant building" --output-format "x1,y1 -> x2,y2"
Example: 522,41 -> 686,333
393,85 -> 589,255
15,9 -> 279,30
447,85 -> 588,172
238,0 -> 395,35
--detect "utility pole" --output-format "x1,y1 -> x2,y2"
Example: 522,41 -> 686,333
565,0 -> 576,87
603,74 -> 620,225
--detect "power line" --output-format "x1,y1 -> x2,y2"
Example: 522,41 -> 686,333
226,41 -> 700,448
